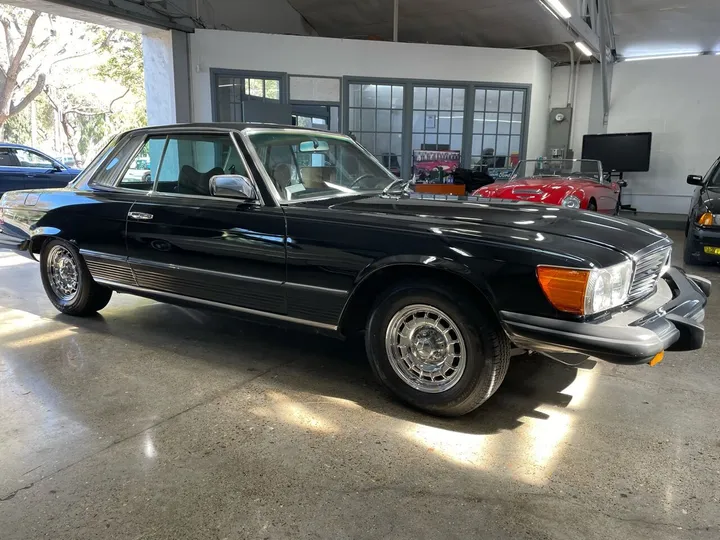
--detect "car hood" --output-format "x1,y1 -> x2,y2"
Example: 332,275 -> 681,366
313,194 -> 667,256
477,177 -> 596,197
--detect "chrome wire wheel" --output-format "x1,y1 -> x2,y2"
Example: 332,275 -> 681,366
46,245 -> 80,302
385,304 -> 467,394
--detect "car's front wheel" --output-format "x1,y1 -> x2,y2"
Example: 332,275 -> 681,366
365,281 -> 510,416
40,239 -> 113,316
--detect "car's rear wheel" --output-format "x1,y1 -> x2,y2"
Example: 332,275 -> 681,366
365,281 -> 510,416
40,239 -> 113,316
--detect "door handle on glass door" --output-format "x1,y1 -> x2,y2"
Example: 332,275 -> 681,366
128,211 -> 154,221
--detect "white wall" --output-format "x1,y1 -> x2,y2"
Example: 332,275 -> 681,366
189,30 -> 551,160
551,55 -> 720,214
527,53 -> 552,161
550,64 -> 594,156
607,55 -> 720,214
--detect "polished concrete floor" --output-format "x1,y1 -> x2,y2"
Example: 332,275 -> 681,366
1,231 -> 719,539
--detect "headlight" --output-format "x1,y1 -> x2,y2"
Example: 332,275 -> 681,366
697,212 -> 720,226
537,260 -> 633,316
561,195 -> 581,209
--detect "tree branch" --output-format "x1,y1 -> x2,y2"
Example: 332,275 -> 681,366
0,17 -> 12,65
108,87 -> 130,113
9,72 -> 46,116
7,11 -> 40,81
50,28 -> 117,69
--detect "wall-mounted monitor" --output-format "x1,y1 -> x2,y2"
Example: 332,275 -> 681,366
581,132 -> 652,172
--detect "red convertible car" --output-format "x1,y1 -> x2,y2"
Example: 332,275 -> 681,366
472,159 -> 624,214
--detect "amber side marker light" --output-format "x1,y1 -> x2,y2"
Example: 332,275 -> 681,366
698,212 -> 714,226
536,266 -> 590,315
649,351 -> 664,366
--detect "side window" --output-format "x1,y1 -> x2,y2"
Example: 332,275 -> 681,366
92,136 -> 144,187
155,134 -> 248,197
117,136 -> 165,190
705,159 -> 720,187
15,149 -> 53,169
0,148 -> 20,167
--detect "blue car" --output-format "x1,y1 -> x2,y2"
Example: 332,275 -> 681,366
0,143 -> 81,195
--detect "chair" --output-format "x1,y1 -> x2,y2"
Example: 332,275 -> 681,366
178,165 -> 224,196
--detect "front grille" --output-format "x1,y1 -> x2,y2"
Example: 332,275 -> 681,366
628,246 -> 671,302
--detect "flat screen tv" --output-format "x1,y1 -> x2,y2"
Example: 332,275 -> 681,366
581,132 -> 652,172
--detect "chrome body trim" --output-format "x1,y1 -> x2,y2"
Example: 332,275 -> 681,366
127,257 -> 284,286
284,281 -> 349,296
80,251 -> 348,296
79,249 -> 128,263
94,278 -> 339,331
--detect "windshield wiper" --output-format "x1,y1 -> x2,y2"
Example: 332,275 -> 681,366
382,178 -> 411,195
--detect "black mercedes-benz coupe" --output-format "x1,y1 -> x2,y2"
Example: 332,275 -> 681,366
0,123 -> 710,416
685,156 -> 720,264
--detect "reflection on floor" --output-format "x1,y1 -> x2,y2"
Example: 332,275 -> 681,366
1,230 -> 718,539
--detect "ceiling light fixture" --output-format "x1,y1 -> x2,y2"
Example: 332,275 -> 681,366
575,41 -> 593,56
624,52 -> 702,62
543,0 -> 572,19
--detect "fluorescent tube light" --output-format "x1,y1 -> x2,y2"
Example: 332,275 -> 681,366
575,41 -> 593,56
544,0 -> 572,19
624,52 -> 702,62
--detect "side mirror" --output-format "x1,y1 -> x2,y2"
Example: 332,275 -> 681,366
209,174 -> 258,200
52,164 -> 64,172
687,174 -> 704,186
617,180 -> 628,188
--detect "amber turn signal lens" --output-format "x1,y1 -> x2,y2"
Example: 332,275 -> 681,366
698,212 -> 714,226
536,266 -> 590,315
649,351 -> 664,366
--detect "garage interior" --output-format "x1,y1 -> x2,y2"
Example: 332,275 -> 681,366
1,1 -> 720,538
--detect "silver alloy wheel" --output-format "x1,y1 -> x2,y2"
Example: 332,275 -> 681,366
385,304 -> 467,393
46,245 -> 80,302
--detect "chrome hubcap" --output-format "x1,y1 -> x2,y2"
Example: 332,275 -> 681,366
385,304 -> 467,393
47,245 -> 79,302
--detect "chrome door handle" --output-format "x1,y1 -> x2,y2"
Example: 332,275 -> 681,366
128,211 -> 154,221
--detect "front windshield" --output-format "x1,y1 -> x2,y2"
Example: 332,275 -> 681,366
247,131 -> 397,201
509,159 -> 603,182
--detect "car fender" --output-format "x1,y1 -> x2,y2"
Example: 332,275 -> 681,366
340,253 -> 499,322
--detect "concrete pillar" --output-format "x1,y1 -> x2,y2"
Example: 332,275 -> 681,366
142,29 -> 191,125
587,63 -> 607,135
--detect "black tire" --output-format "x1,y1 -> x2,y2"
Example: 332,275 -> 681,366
40,239 -> 113,316
587,200 -> 598,212
365,280 -> 510,417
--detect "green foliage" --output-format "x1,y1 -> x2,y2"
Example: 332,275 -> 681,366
0,13 -> 146,162
95,30 -> 145,97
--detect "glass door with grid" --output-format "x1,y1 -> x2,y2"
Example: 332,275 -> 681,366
471,88 -> 525,174
348,83 -> 404,177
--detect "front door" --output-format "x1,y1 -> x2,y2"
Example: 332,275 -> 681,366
0,147 -> 27,194
12,147 -> 71,189
124,132 -> 287,314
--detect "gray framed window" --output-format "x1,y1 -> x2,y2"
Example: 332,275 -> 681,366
347,83 -> 404,176
212,69 -> 286,122
471,88 -> 525,170
344,78 -> 529,180
412,86 -> 465,153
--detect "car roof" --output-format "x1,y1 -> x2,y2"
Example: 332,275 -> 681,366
0,142 -> 38,150
121,122 -> 342,137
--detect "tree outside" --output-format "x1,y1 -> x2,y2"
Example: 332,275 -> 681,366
0,5 -> 147,166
